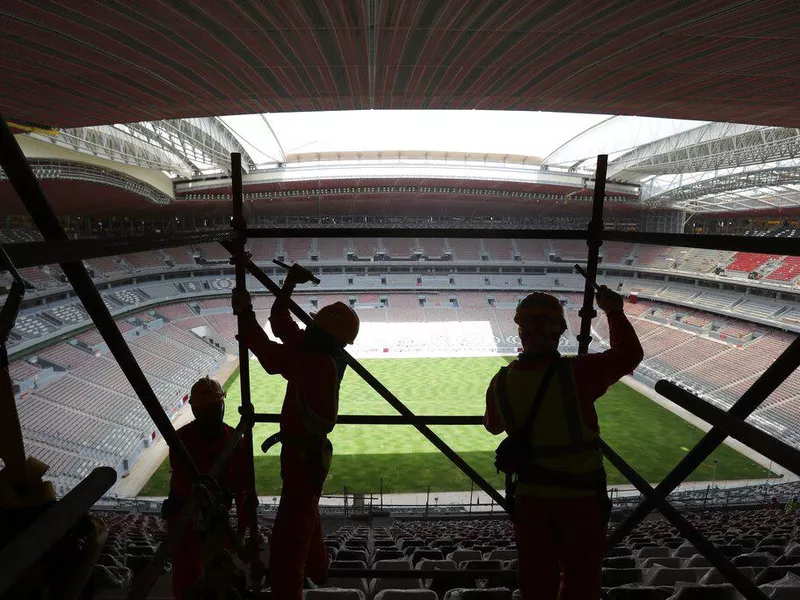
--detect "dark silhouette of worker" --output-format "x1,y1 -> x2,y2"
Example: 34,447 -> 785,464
165,376 -> 252,600
485,288 -> 643,599
234,264 -> 359,600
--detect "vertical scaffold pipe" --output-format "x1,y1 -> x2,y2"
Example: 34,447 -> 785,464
577,154 -> 608,356
230,152 -> 261,584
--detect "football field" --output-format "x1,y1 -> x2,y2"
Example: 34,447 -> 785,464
140,356 -> 775,496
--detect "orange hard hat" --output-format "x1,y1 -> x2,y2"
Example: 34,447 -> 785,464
514,292 -> 566,326
189,376 -> 225,410
311,301 -> 360,345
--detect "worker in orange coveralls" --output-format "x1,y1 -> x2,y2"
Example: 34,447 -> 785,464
165,376 -> 254,600
484,288 -> 643,600
233,263 -> 359,600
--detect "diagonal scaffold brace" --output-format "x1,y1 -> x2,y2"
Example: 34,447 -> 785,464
600,441 -> 769,599
607,335 -> 800,549
219,240 -> 507,510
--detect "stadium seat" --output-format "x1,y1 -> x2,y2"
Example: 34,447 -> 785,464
732,552 -> 775,568
759,571 -> 800,599
443,588 -> 512,600
637,547 -> 672,559
606,586 -> 672,600
374,591 -> 438,600
699,567 -> 756,585
327,560 -> 369,596
776,555 -> 800,567
411,549 -> 444,565
305,590 -> 365,600
684,555 -> 711,568
605,556 -> 638,568
374,549 -> 405,563
646,567 -> 707,587
673,545 -> 698,558
416,559 -> 457,572
448,550 -> 481,564
641,557 -> 683,569
666,582 -> 739,599
370,559 -> 420,596
603,569 -> 644,587
488,549 -> 517,561
756,566 -> 800,585
339,549 -> 369,563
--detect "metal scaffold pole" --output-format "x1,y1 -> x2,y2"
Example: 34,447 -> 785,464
229,152 -> 262,586
577,154 -> 607,355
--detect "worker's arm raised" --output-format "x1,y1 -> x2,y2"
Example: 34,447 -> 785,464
232,287 -> 291,375
572,287 -> 644,403
270,264 -> 315,344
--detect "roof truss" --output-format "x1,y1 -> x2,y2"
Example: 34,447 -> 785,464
609,124 -> 800,180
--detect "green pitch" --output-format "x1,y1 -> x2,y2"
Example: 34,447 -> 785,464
140,357 -> 776,496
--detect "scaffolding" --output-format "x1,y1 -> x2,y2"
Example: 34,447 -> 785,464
1,110 -> 799,600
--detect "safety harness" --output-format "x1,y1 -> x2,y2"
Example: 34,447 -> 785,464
494,356 -> 609,521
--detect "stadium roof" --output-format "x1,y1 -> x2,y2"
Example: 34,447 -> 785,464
2,1 -> 799,128
2,1 -> 800,216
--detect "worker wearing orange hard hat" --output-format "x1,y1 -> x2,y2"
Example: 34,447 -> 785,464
485,288 -> 643,600
234,263 -> 359,600
165,376 -> 253,599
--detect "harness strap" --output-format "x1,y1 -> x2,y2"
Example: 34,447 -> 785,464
495,358 -> 560,438
518,465 -> 606,490
528,438 -> 600,459
295,386 -> 337,436
558,359 -> 592,454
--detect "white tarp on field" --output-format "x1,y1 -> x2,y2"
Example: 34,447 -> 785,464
348,320 -> 499,358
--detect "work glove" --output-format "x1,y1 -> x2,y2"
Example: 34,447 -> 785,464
286,263 -> 316,285
596,285 -> 624,314
231,287 -> 253,316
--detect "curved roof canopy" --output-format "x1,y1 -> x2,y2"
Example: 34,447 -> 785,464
19,109 -> 800,214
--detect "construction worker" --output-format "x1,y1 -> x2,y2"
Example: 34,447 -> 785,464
484,288 -> 643,600
233,263 -> 359,600
165,376 -> 253,600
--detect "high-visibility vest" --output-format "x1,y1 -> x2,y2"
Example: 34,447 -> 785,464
493,358 -> 605,498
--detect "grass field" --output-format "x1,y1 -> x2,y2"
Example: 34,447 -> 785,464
140,357 -> 776,496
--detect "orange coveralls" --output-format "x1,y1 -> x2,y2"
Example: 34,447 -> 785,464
484,310 -> 643,599
240,299 -> 340,600
168,421 -> 250,600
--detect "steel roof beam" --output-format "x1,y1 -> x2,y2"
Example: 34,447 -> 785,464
645,166 -> 800,210
609,124 -> 800,179
26,125 -> 190,175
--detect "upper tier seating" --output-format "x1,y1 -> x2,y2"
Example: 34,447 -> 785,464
283,238 -> 313,261
248,238 -> 279,262
767,256 -> 800,281
319,238 -> 350,261
726,252 -> 776,273
123,251 -> 164,271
